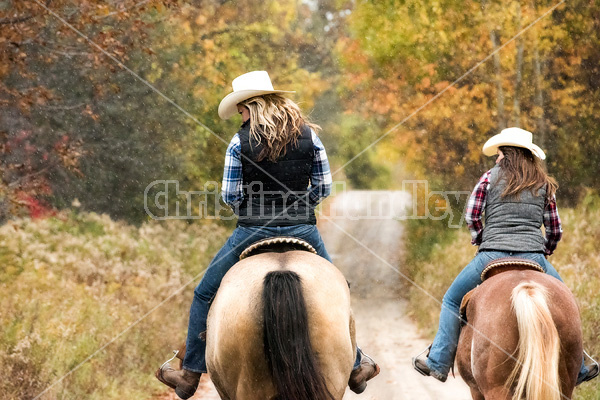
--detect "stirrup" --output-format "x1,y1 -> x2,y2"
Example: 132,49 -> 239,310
160,349 -> 180,370
412,344 -> 431,376
584,350 -> 600,379
356,348 -> 377,368
414,344 -> 431,359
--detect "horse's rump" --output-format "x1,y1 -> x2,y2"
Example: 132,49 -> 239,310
457,270 -> 582,400
206,251 -> 355,400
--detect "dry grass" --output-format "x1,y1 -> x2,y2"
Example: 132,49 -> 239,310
404,201 -> 600,399
0,212 -> 227,400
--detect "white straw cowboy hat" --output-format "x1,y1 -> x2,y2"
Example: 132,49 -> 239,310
218,71 -> 295,120
482,127 -> 546,160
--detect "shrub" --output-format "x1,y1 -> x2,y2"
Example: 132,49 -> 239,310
0,212 -> 226,399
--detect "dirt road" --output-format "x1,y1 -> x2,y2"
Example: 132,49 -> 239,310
320,191 -> 470,400
156,191 -> 471,400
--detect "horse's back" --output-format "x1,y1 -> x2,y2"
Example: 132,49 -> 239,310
467,270 -> 581,346
206,251 -> 354,400
458,270 -> 582,399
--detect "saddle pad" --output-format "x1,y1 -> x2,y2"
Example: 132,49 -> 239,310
239,237 -> 317,260
480,257 -> 544,281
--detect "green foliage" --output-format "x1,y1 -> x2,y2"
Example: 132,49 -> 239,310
0,212 -> 227,399
402,175 -> 466,267
404,217 -> 458,265
324,115 -> 391,189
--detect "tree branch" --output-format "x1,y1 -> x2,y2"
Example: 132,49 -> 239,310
42,102 -> 87,110
0,15 -> 34,26
0,0 -> 53,25
7,164 -> 56,189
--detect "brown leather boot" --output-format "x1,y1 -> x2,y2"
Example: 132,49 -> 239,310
155,364 -> 201,400
348,350 -> 380,394
412,356 -> 447,382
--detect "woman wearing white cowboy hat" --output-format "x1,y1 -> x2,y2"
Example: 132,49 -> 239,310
412,127 -> 599,385
156,71 -> 379,398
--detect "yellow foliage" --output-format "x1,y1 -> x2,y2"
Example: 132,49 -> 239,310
0,212 -> 227,399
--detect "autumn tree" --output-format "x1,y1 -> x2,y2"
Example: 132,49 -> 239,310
335,0 -> 600,203
1,0 -> 183,222
1,0 -> 338,222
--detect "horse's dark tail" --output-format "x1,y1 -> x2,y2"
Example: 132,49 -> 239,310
262,270 -> 336,400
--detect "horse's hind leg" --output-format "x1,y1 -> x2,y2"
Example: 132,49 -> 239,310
469,387 -> 484,400
482,386 -> 511,400
208,373 -> 230,399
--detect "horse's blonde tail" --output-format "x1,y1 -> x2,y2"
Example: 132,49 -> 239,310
508,281 -> 561,400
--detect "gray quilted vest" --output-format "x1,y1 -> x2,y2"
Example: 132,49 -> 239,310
478,164 -> 546,253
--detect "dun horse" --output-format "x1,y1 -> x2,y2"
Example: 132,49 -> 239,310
205,240 -> 356,400
456,260 -> 582,400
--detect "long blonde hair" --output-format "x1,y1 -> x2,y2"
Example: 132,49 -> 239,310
498,146 -> 558,200
239,94 -> 321,162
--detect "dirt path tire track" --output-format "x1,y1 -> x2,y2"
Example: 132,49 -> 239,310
155,191 -> 471,399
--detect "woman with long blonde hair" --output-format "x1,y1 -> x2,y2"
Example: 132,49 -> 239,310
156,71 -> 379,399
413,127 -> 598,386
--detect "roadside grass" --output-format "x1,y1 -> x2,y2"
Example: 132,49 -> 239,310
0,212 -> 227,400
404,200 -> 600,399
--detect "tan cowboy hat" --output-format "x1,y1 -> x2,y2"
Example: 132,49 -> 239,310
482,127 -> 546,160
218,71 -> 295,120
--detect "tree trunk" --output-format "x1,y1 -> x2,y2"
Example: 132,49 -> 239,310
483,0 -> 506,129
531,1 -> 547,152
491,29 -> 506,129
513,1 -> 524,127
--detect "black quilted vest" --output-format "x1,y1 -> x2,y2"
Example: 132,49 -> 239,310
236,121 -> 316,227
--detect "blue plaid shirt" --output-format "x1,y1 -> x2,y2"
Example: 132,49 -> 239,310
221,129 -> 332,210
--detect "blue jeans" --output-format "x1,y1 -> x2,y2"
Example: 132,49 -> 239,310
426,250 -> 587,379
182,224 -> 361,372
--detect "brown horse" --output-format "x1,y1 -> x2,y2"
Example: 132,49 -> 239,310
457,268 -> 582,400
204,249 -> 356,400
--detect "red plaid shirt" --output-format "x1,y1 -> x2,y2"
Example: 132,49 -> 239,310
465,170 -> 563,255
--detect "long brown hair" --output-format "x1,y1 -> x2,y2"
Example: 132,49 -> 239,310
498,146 -> 558,200
239,94 -> 321,162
